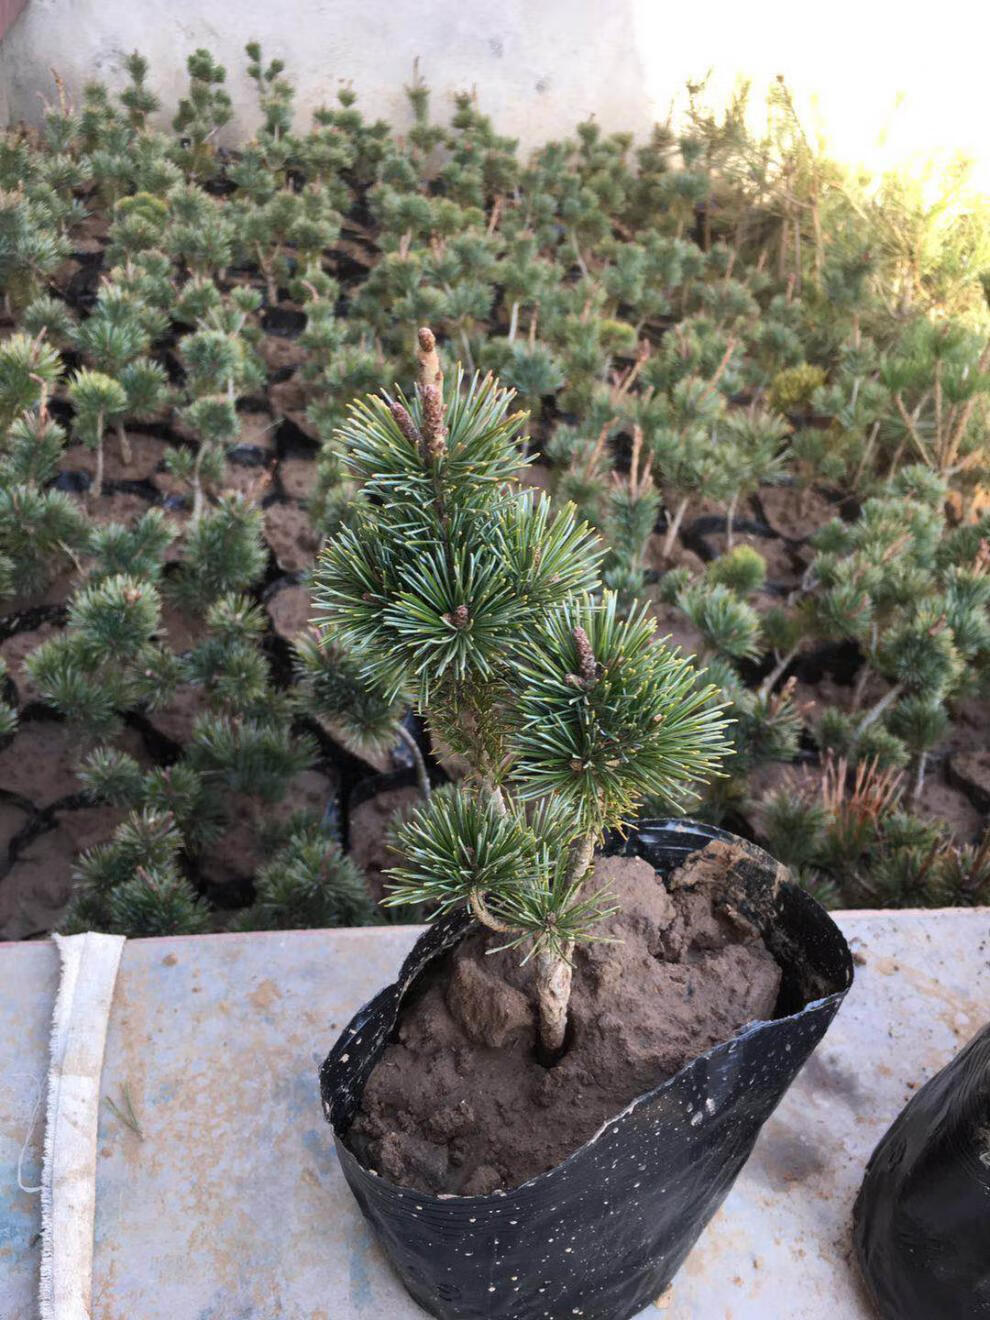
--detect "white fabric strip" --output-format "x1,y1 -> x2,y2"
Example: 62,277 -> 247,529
40,932 -> 126,1320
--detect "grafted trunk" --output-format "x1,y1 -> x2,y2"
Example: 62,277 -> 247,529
92,419 -> 105,501
725,491 -> 739,550
396,724 -> 431,800
534,831 -> 595,1056
535,943 -> 574,1056
662,495 -> 690,559
191,444 -> 206,524
911,751 -> 928,802
116,420 -> 132,466
855,682 -> 904,737
93,444 -> 104,500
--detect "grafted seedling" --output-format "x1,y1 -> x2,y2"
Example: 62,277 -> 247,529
67,367 -> 128,499
316,328 -> 729,1054
806,466 -> 989,791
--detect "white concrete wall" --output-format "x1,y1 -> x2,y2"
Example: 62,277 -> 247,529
1,0 -> 989,184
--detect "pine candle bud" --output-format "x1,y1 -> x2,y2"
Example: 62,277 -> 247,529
417,326 -> 443,392
566,625 -> 599,690
421,383 -> 447,460
390,401 -> 423,449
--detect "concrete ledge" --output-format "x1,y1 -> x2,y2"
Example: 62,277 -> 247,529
1,908 -> 988,1318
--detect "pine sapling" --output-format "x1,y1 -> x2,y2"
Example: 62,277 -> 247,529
64,809 -> 209,936
245,41 -> 296,156
67,368 -> 128,500
25,573 -> 179,738
234,821 -> 377,930
601,425 -> 661,606
0,331 -> 63,430
87,507 -> 175,584
808,469 -> 986,755
171,49 -> 233,180
172,318 -> 257,518
0,192 -> 71,313
69,282 -> 171,464
316,328 -> 729,1054
718,407 -> 789,548
662,547 -> 804,808
167,494 -> 268,614
178,394 -> 238,520
294,631 -> 428,794
119,52 -> 159,130
649,370 -> 736,560
883,320 -> 990,476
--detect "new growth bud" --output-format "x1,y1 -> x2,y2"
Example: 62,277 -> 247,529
417,326 -> 442,392
390,400 -> 423,449
566,625 -> 599,690
444,604 -> 470,629
421,383 -> 447,461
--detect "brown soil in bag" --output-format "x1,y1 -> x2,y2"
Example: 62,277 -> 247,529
349,839 -> 782,1195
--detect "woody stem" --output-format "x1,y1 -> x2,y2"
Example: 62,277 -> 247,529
469,890 -> 512,934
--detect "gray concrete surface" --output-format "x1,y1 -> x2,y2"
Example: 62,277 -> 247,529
1,908 -> 988,1319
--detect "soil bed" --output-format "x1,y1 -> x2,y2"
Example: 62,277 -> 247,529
348,839 -> 782,1195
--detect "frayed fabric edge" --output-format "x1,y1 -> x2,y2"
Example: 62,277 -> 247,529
39,932 -> 125,1320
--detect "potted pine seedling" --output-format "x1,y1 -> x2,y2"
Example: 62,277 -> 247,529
0,331 -> 63,432
719,406 -> 790,547
601,425 -> 662,607
294,631 -> 430,797
175,394 -> 238,521
170,316 -> 260,519
316,330 -> 852,1320
659,547 -> 805,819
70,282 -> 170,465
25,572 -> 179,740
0,191 -> 71,316
171,48 -> 232,181
648,370 -> 738,562
0,407 -> 91,603
807,468 -> 988,794
67,368 -> 128,500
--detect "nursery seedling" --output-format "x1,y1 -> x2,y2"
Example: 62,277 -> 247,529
172,50 -> 233,180
25,573 -> 177,737
66,368 -> 128,500
316,328 -> 729,1052
0,332 -> 63,431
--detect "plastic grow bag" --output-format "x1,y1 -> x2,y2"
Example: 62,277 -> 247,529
320,819 -> 853,1320
853,1021 -> 990,1319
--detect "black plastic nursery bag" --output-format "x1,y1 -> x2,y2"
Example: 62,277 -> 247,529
320,820 -> 853,1320
854,1021 -> 990,1319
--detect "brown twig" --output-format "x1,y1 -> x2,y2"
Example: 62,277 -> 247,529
893,393 -> 931,466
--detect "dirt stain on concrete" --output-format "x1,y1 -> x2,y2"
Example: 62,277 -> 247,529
249,978 -> 283,1011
